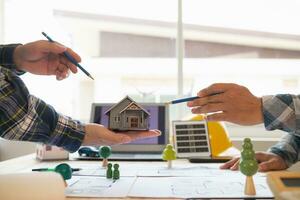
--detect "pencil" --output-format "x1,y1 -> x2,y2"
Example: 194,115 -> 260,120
165,96 -> 199,105
41,32 -> 94,80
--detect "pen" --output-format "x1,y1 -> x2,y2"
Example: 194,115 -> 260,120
32,167 -> 82,172
165,92 -> 223,105
41,32 -> 94,80
165,96 -> 199,105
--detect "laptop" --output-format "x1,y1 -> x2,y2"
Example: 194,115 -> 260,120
78,102 -> 169,161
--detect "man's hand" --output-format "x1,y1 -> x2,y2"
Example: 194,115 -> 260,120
82,123 -> 161,146
220,152 -> 288,172
187,83 -> 263,125
13,40 -> 81,80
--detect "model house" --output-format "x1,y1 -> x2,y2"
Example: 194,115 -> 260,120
105,96 -> 150,131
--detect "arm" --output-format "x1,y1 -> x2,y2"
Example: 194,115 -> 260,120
0,67 -> 85,152
0,69 -> 160,152
267,133 -> 300,167
220,134 -> 298,171
263,94 -> 300,136
188,83 -> 300,136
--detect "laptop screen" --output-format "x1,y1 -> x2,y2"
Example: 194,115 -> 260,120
90,103 -> 168,148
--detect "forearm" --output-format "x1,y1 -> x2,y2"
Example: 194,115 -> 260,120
268,133 -> 300,167
263,94 -> 300,136
0,67 -> 85,152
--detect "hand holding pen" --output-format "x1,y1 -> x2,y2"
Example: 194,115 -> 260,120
13,38 -> 85,80
42,32 -> 94,80
166,90 -> 223,121
186,83 -> 263,125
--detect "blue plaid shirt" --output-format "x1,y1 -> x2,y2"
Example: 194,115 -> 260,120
0,44 -> 85,152
263,95 -> 300,167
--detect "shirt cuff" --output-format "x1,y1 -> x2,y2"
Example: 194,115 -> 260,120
0,44 -> 25,75
267,148 -> 294,167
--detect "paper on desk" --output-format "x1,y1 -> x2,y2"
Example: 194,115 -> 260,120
65,176 -> 136,198
129,176 -> 273,199
137,163 -> 266,177
70,162 -> 266,178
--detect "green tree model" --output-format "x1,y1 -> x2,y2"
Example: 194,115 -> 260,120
162,144 -> 176,169
99,146 -> 112,167
239,138 -> 258,195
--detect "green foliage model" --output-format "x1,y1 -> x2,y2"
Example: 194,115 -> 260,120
99,146 -> 112,158
54,163 -> 72,180
162,144 -> 176,161
239,138 -> 258,176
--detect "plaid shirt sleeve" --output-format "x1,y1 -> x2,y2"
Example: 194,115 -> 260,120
263,94 -> 300,166
0,44 -> 25,75
0,45 -> 85,152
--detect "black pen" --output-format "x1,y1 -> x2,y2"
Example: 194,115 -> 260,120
32,167 -> 82,172
165,92 -> 223,105
165,96 -> 199,105
42,32 -> 94,80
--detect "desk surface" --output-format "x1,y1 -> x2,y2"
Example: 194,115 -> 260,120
0,154 -> 273,200
0,154 -> 189,200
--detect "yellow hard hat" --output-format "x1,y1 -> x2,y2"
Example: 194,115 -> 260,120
190,115 -> 233,157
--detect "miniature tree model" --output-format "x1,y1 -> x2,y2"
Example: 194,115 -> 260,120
239,138 -> 258,195
162,144 -> 177,169
48,163 -> 72,187
99,146 -> 112,167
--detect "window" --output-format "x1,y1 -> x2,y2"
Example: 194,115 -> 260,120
181,0 -> 300,139
2,0 -> 300,139
115,116 -> 119,122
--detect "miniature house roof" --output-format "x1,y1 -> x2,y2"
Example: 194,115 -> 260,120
119,102 -> 150,115
104,96 -> 150,116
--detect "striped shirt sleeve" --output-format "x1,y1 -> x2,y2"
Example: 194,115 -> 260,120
0,45 -> 85,152
263,94 -> 300,166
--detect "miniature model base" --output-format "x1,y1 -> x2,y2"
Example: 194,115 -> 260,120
111,128 -> 150,132
245,176 -> 256,195
168,160 -> 172,169
102,159 -> 108,168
